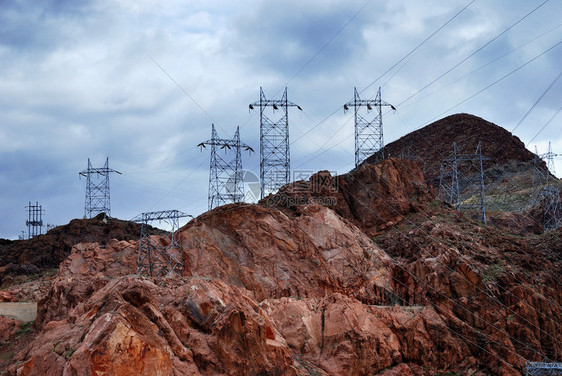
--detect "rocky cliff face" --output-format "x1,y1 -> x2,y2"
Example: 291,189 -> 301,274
264,158 -> 433,236
1,118 -> 561,375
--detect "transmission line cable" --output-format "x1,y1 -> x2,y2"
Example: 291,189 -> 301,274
396,0 -> 551,107
287,0 -> 475,150
512,69 -> 562,133
527,105 -> 562,146
398,21 -> 562,113
361,0 -> 476,94
284,0 -> 374,89
426,39 -> 562,125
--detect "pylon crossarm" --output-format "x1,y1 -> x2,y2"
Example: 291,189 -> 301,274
198,139 -> 252,149
250,99 -> 301,108
131,210 -> 192,223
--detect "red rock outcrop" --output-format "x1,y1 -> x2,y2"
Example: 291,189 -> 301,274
373,205 -> 562,375
264,158 -> 434,235
0,290 -> 17,302
2,126 -> 560,375
9,241 -> 297,376
0,316 -> 20,343
488,212 -> 543,236
181,202 -> 395,304
261,294 -> 473,376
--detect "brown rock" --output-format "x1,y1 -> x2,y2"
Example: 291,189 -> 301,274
0,213 -> 166,285
3,118 -> 561,376
264,158 -> 434,236
263,294 -> 477,376
489,212 -> 543,236
369,113 -> 538,189
0,290 -> 17,302
10,272 -> 296,376
0,316 -> 20,342
377,363 -> 414,376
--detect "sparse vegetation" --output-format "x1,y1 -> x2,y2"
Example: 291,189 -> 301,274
482,262 -> 504,284
16,322 -> 32,338
64,349 -> 76,359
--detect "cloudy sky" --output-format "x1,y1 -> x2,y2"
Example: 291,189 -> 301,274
1,0 -> 561,239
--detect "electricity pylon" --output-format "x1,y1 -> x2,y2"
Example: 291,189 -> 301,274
133,210 -> 192,277
79,158 -> 121,218
344,87 -> 395,167
250,87 -> 302,198
439,141 -> 489,224
532,142 -> 561,229
25,201 -> 44,239
198,125 -> 253,210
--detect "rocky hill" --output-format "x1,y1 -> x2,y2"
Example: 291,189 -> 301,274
370,113 -> 561,219
0,213 -> 165,287
368,113 -> 540,187
0,114 -> 560,376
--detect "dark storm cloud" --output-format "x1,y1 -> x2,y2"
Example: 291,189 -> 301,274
233,0 -> 382,76
0,1 -> 98,54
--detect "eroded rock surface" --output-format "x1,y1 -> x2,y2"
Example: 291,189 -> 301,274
2,129 -> 560,375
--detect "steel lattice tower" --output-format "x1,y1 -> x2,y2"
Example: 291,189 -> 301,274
79,158 -> 121,218
532,142 -> 561,230
133,210 -> 192,277
198,125 -> 254,210
344,87 -> 395,167
544,141 -> 558,183
250,87 -> 302,198
439,141 -> 489,224
25,201 -> 44,239
525,361 -> 562,375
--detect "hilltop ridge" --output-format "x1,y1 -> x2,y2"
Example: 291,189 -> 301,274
368,113 -> 540,188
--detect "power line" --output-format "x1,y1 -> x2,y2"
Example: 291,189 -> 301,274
183,169 -> 559,365
396,0 -> 551,107
362,0 -> 476,94
172,116 -> 562,352
289,110 -> 562,326
397,21 -> 562,112
148,54 -> 228,135
427,39 -> 562,124
527,106 -> 562,146
512,69 -> 562,133
285,0 -> 476,154
284,0 -> 374,89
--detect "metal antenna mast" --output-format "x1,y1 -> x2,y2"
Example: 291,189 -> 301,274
133,210 -> 192,277
79,158 -> 121,218
439,141 -> 489,224
250,87 -> 302,198
198,125 -> 254,210
25,201 -> 44,239
344,87 -> 395,167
